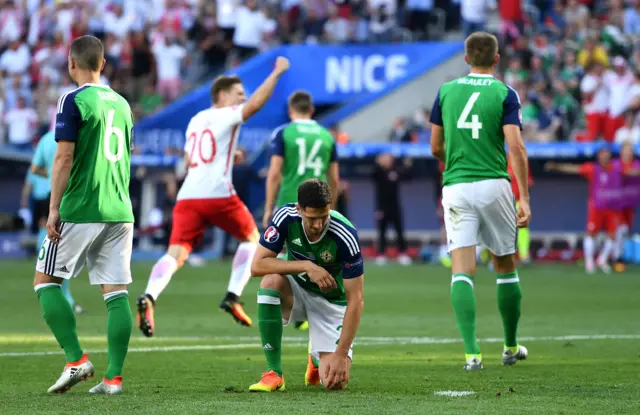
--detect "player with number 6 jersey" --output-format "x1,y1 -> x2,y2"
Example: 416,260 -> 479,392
430,32 -> 531,371
33,35 -> 134,395
137,57 -> 291,336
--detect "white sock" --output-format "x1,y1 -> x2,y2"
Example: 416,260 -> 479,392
145,254 -> 178,301
439,245 -> 449,259
613,225 -> 628,261
227,242 -> 257,297
597,238 -> 614,265
584,236 -> 595,266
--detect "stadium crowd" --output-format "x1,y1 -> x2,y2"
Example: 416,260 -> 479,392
391,0 -> 640,145
0,0 -> 465,151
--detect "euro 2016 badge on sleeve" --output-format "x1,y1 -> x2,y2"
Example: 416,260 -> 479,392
264,226 -> 280,243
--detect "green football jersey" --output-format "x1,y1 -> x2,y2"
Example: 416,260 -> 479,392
430,73 -> 522,186
54,84 -> 134,223
260,204 -> 364,305
270,120 -> 337,207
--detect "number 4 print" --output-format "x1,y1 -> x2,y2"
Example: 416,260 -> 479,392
457,92 -> 483,139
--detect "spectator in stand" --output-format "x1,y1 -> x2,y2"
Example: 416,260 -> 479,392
4,74 -> 31,111
578,36 -> 610,68
3,96 -> 37,152
130,32 -> 156,102
0,0 -> 24,46
577,62 -> 609,141
233,0 -> 267,59
626,71 -> 640,113
139,82 -> 165,117
614,111 -> 640,144
603,56 -> 633,142
460,0 -> 495,37
324,5 -> 352,43
406,0 -> 432,41
368,0 -> 396,42
389,117 -> 412,142
565,0 -> 590,28
624,0 -> 640,35
152,34 -> 187,101
217,0 -> 238,42
0,39 -> 31,78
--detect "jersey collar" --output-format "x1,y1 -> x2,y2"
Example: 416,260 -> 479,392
467,73 -> 494,78
82,83 -> 110,89
293,119 -> 317,124
303,215 -> 331,245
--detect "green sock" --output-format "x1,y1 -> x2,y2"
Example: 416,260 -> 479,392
104,293 -> 132,380
36,284 -> 83,362
450,273 -> 481,356
518,227 -> 530,260
497,271 -> 522,348
257,288 -> 283,376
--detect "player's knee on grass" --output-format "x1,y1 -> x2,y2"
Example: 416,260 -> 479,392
492,253 -> 517,274
167,245 -> 190,268
101,284 -> 128,295
33,271 -> 64,287
451,246 -> 477,276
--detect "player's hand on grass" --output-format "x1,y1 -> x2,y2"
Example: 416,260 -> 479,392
323,352 -> 350,390
273,57 -> 290,75
306,263 -> 337,292
46,209 -> 61,244
516,200 -> 531,228
262,211 -> 273,230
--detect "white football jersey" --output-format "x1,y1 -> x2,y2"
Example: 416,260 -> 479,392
177,105 -> 244,200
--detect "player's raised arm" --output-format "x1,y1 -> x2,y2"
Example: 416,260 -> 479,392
429,90 -> 445,161
242,57 -> 290,122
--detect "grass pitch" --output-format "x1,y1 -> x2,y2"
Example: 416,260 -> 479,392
1,260 -> 639,414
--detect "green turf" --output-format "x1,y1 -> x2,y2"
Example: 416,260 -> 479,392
1,260 -> 639,414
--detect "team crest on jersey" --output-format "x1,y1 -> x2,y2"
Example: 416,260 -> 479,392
264,226 -> 280,243
321,250 -> 333,262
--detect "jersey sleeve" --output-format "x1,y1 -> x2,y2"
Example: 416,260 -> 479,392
332,221 -> 364,279
329,141 -> 338,162
503,86 -> 523,130
579,162 -> 595,180
259,206 -> 292,253
219,104 -> 245,127
54,94 -> 81,142
269,126 -> 285,157
429,89 -> 443,126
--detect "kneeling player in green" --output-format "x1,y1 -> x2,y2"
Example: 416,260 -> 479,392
429,32 -> 531,370
249,179 -> 364,391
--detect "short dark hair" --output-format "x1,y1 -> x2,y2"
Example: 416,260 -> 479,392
288,90 -> 313,114
464,32 -> 498,68
298,179 -> 332,209
69,35 -> 104,71
211,75 -> 242,103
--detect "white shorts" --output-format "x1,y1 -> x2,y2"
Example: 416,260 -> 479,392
36,222 -> 133,285
442,179 -> 517,257
284,275 -> 353,360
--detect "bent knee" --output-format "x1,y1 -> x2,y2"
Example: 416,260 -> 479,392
493,253 -> 517,274
260,273 -> 286,290
167,245 -> 189,268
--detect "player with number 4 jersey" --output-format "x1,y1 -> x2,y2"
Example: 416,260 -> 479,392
137,57 -> 291,336
430,32 -> 531,371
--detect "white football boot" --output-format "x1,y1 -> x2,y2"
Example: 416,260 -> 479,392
47,354 -> 94,393
502,345 -> 528,366
464,356 -> 483,371
89,377 -> 123,395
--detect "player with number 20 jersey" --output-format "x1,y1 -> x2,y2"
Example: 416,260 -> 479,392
137,57 -> 291,337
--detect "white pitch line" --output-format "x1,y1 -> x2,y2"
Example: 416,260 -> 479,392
1,334 -> 638,358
